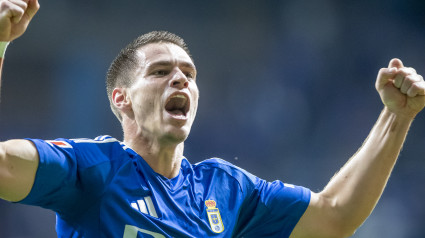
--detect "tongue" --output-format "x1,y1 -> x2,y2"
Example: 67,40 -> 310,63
169,109 -> 184,115
165,97 -> 186,116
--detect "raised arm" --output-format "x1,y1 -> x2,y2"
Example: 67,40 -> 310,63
0,0 -> 40,202
0,0 -> 39,80
291,59 -> 425,238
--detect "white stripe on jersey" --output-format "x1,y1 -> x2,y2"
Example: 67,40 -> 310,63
144,196 -> 158,218
137,199 -> 148,215
71,138 -> 118,144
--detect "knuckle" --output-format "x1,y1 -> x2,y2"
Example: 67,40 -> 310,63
404,74 -> 419,83
407,67 -> 417,73
399,68 -> 409,75
404,75 -> 414,81
410,74 -> 421,82
411,83 -> 419,90
410,82 -> 425,95
378,68 -> 387,75
400,67 -> 416,76
0,1 -> 10,9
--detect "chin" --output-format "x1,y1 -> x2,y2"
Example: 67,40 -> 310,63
161,127 -> 190,144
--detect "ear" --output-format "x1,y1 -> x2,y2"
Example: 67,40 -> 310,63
112,88 -> 132,111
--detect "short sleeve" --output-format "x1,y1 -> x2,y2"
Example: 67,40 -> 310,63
234,178 -> 311,237
17,138 -> 114,217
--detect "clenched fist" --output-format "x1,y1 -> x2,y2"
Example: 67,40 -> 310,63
0,0 -> 39,42
376,58 -> 425,119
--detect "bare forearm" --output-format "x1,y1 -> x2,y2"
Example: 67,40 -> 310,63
0,57 -> 4,97
320,107 -> 412,233
292,59 -> 425,238
0,41 -> 9,84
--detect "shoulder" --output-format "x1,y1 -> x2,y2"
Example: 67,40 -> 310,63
18,136 -> 128,210
194,157 -> 248,173
68,135 -> 129,167
30,135 -> 128,169
67,135 -> 122,147
192,157 -> 259,189
37,135 -> 121,150
194,157 -> 240,169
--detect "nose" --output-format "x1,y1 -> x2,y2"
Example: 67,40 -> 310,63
170,69 -> 189,89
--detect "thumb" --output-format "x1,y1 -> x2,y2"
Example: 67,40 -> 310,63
388,58 -> 404,69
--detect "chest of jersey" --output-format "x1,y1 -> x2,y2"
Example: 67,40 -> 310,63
97,158 -> 244,237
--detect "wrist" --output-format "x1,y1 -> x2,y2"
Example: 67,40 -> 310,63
0,41 -> 10,58
382,107 -> 415,124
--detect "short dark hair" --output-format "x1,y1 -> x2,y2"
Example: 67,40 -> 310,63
106,31 -> 192,122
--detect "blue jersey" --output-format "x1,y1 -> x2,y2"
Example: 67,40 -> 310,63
19,136 -> 311,237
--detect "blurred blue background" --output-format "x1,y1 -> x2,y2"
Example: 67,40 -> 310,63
0,0 -> 425,237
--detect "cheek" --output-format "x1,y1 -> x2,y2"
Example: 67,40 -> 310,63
192,88 -> 200,109
130,87 -> 162,118
191,94 -> 199,117
190,83 -> 199,98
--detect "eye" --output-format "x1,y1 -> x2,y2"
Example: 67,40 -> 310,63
183,70 -> 196,80
152,70 -> 169,76
185,72 -> 194,79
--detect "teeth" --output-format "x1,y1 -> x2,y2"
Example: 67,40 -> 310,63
171,94 -> 187,105
172,95 -> 187,100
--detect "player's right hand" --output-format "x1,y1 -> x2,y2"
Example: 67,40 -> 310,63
0,0 -> 39,42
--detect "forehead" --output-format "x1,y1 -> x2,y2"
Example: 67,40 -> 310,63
136,43 -> 194,68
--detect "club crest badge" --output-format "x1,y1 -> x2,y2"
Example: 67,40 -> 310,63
205,199 -> 224,233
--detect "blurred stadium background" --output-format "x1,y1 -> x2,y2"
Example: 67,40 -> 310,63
0,0 -> 425,237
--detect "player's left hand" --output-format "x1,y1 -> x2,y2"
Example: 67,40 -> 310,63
375,58 -> 425,119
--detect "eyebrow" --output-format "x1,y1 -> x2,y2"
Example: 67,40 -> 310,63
147,60 -> 197,72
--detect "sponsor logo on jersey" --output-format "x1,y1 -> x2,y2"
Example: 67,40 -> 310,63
46,140 -> 72,148
205,199 -> 224,233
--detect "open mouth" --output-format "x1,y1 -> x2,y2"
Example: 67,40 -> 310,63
165,93 -> 190,117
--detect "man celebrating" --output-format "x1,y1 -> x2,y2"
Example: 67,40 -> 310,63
1,0 -> 424,237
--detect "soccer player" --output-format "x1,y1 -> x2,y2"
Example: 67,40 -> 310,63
1,1 -> 425,237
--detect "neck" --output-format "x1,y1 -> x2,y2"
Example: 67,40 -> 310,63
124,132 -> 185,179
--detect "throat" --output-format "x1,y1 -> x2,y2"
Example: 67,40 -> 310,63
147,155 -> 183,179
125,137 -> 185,179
